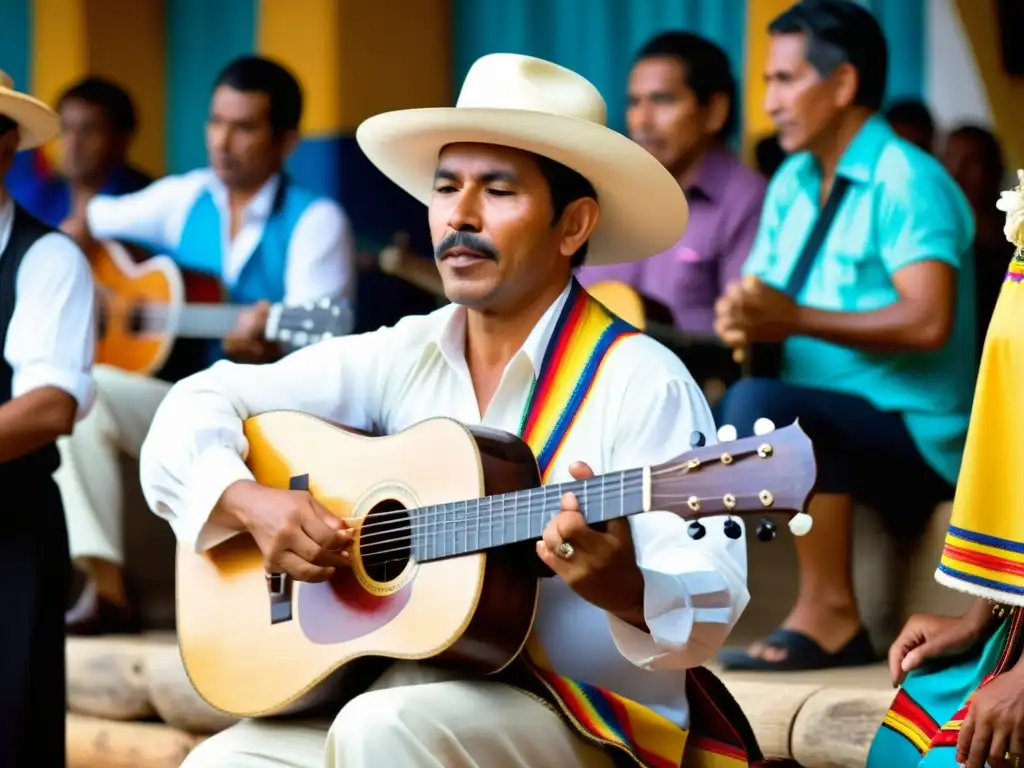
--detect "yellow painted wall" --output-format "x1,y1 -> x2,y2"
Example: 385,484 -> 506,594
31,0 -> 165,175
258,0 -> 451,136
742,0 -> 792,164
955,0 -> 1024,170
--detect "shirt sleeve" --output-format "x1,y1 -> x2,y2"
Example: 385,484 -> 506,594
602,353 -> 749,670
284,199 -> 357,303
86,172 -> 202,252
878,157 -> 974,274
138,322 -> 405,552
741,162 -> 794,282
5,233 -> 96,418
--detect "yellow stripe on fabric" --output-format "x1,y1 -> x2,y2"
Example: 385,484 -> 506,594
742,0 -> 791,164
257,0 -> 342,136
954,0 -> 1024,171
522,300 -> 618,481
31,0 -> 87,167
940,556 -> 1024,589
682,750 -> 749,768
946,534 -> 1024,566
883,711 -> 932,754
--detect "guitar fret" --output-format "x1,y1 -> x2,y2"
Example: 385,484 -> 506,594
411,468 -> 645,562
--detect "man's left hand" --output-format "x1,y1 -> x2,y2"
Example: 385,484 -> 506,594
714,276 -> 800,348
537,461 -> 646,629
223,300 -> 282,363
957,667 -> 1024,768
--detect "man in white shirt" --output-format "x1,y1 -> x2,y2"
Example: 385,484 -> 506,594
0,72 -> 96,766
59,56 -> 356,634
141,55 -> 754,767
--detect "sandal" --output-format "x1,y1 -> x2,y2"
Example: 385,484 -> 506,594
716,627 -> 876,671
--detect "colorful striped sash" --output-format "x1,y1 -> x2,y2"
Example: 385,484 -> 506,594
511,281 -> 755,767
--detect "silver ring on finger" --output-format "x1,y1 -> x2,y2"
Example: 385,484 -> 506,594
556,541 -> 575,560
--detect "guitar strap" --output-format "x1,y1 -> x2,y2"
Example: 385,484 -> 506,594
512,281 -> 758,767
745,175 -> 851,378
518,279 -> 637,482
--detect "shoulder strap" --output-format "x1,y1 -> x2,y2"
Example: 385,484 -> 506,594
518,280 -> 637,482
781,175 -> 852,298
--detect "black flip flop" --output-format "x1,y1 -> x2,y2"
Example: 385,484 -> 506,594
716,627 -> 876,671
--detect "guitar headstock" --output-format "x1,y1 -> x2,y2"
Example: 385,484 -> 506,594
650,419 -> 816,539
265,297 -> 354,348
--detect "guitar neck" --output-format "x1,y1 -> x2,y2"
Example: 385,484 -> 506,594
159,303 -> 249,340
405,469 -> 644,563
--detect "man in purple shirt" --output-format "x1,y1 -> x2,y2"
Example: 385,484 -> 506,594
579,32 -> 766,334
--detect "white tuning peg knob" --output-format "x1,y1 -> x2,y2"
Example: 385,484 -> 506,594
753,417 -> 776,436
788,513 -> 813,536
716,424 -> 737,442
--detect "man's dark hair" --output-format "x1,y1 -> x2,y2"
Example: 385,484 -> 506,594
535,155 -> 598,269
884,100 -> 934,134
58,77 -> 137,135
769,0 -> 888,111
0,115 -> 16,136
213,56 -> 303,135
949,124 -> 1005,187
635,31 -> 738,140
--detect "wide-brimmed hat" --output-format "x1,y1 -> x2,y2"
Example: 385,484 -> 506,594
0,70 -> 60,150
356,54 -> 689,267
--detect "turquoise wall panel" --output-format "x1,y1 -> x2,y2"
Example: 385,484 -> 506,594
452,0 -> 748,136
165,0 -> 257,173
0,0 -> 30,93
858,0 -> 926,103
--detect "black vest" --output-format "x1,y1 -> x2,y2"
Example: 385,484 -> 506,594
0,204 -> 62,481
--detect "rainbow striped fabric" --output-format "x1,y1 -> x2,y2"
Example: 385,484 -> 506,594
513,281 -> 755,767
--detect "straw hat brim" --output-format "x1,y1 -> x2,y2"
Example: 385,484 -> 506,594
0,90 -> 60,150
356,107 -> 689,267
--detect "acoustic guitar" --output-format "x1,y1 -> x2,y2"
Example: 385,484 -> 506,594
90,240 -> 353,376
176,412 -> 816,717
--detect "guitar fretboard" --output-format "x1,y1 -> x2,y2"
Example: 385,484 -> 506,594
407,468 -> 644,562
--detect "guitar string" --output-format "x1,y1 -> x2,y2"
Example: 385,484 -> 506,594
355,489 -> 780,563
349,447 -> 763,540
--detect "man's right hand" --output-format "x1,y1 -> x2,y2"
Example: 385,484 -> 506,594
888,612 -> 986,686
219,480 -> 352,582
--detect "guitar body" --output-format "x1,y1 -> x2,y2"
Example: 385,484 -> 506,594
91,240 -> 224,376
176,413 -> 541,717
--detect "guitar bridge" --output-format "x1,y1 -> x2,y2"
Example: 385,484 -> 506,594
264,474 -> 311,624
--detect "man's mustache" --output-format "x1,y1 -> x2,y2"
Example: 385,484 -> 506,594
433,231 -> 500,261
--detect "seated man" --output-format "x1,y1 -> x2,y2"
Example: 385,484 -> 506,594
867,172 -> 1024,768
139,54 -> 758,767
59,56 -> 354,634
714,0 -> 976,671
577,31 -> 766,337
7,76 -> 150,226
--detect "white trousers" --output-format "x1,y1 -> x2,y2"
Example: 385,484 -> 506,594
183,662 -> 616,768
55,364 -> 171,565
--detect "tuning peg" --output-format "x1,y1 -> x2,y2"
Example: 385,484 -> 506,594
687,521 -> 706,540
788,513 -> 813,537
753,418 -> 776,436
756,517 -> 777,542
723,518 -> 742,540
689,431 -> 706,448
716,424 -> 737,442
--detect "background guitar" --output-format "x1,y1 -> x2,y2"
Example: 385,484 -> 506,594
89,240 -> 354,378
176,412 -> 816,717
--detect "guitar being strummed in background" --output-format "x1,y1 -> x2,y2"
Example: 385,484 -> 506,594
57,56 -> 357,637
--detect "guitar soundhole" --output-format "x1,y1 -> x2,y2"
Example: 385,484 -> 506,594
359,499 -> 411,584
127,303 -> 145,334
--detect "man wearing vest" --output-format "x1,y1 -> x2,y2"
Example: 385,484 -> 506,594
139,54 -> 763,767
59,56 -> 355,635
0,73 -> 97,766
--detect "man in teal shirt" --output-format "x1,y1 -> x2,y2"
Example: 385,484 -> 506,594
715,0 -> 976,671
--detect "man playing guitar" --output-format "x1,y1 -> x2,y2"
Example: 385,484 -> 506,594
59,56 -> 355,634
140,55 -> 756,767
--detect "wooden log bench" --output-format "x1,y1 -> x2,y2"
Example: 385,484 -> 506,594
66,633 -> 902,767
